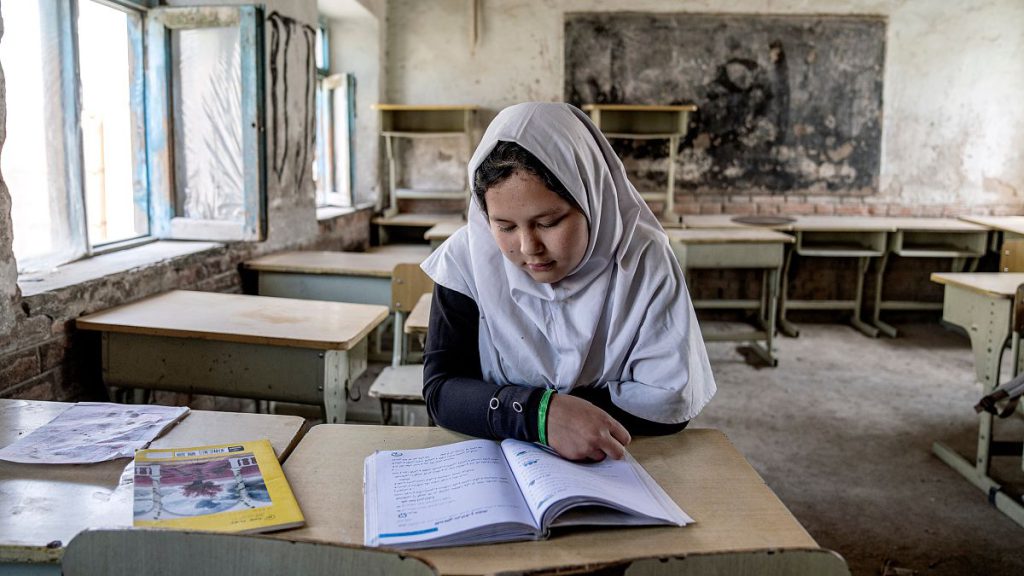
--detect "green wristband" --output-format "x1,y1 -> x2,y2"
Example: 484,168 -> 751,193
537,388 -> 555,446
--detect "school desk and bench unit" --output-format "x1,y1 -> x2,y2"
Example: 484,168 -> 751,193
244,245 -> 432,366
681,215 -> 988,339
930,272 -> 1024,529
76,290 -> 388,424
665,227 -> 794,366
0,399 -> 306,574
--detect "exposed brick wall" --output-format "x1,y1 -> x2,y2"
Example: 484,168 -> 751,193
672,193 -> 1024,218
0,210 -> 372,402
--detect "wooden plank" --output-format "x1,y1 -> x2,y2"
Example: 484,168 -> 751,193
1000,239 -> 1024,272
960,215 -> 1024,235
246,247 -> 430,277
392,264 -> 434,313
373,214 -> 465,228
424,222 -> 465,241
279,426 -> 817,575
681,215 -> 796,231
931,272 -> 1024,298
76,290 -> 389,351
666,229 -> 794,244
582,104 -> 698,112
367,365 -> 425,403
404,293 -> 431,335
372,104 -> 478,111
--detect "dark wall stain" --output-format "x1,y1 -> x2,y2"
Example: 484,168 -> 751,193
267,12 -> 316,189
565,13 -> 885,195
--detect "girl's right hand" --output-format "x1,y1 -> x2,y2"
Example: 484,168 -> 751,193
545,393 -> 631,461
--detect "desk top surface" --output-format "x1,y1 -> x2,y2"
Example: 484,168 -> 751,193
680,215 -> 795,230
373,213 -> 466,228
680,215 -> 986,233
372,104 -> 478,112
959,215 -> 1024,235
424,222 -> 465,241
75,290 -> 389,351
931,272 -> 1024,297
0,399 -> 306,561
280,425 -> 815,575
666,228 -> 795,244
404,293 -> 432,335
245,246 -> 432,277
581,104 -> 698,112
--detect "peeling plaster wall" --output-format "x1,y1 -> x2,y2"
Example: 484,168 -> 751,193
388,0 -> 1024,216
0,0 -> 372,401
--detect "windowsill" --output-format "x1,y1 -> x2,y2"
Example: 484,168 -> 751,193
316,202 -> 375,222
17,240 -> 223,298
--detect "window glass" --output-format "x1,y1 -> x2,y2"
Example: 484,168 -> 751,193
1,0 -> 77,269
78,0 -> 145,246
170,26 -> 244,222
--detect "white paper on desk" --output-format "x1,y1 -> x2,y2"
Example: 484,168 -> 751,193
0,402 -> 190,464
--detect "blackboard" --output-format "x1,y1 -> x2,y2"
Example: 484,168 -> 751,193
565,13 -> 886,195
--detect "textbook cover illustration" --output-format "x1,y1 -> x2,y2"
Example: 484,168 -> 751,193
134,439 -> 304,534
364,438 -> 691,549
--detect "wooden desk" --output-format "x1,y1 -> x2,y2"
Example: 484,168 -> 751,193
583,104 -> 696,220
0,399 -> 306,570
244,246 -> 431,307
76,290 -> 388,424
960,215 -> 1024,271
424,222 -> 465,250
404,293 -> 431,337
930,272 -> 1024,528
665,229 -> 794,366
279,425 -> 820,575
373,104 -> 476,238
680,214 -> 796,231
869,219 -> 988,337
777,217 -> 895,337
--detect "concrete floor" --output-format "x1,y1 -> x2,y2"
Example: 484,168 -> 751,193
696,320 -> 1024,576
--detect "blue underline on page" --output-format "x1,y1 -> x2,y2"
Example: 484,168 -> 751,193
379,527 -> 439,538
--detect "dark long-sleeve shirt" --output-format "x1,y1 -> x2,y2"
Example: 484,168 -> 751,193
422,284 -> 688,443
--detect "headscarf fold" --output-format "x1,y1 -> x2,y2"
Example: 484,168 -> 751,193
421,102 -> 715,423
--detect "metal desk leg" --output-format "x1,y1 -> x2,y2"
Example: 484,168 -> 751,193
851,256 -> 880,337
871,251 -> 899,338
931,287 -> 1024,527
765,267 -> 780,366
778,245 -> 800,337
392,310 -> 406,368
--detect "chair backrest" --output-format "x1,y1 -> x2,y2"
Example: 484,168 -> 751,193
1000,239 -> 1024,272
623,548 -> 851,576
62,529 -> 438,576
392,263 -> 434,313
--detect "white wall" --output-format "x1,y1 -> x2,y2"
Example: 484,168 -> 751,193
386,0 -> 1024,211
329,3 -> 386,206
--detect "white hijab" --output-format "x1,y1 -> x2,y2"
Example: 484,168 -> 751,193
421,102 -> 715,424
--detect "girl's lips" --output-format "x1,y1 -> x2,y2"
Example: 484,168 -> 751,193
527,261 -> 554,271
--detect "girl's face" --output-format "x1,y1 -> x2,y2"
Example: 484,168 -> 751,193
484,171 -> 589,284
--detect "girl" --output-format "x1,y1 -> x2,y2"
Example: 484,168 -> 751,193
421,102 -> 715,461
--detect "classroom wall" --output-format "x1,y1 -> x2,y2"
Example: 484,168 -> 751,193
327,1 -> 387,206
387,0 -> 1024,216
0,0 -> 373,401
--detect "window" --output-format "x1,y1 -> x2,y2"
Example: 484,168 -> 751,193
1,1 -> 266,273
311,20 -> 354,208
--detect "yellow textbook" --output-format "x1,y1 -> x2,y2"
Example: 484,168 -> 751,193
133,439 -> 304,533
